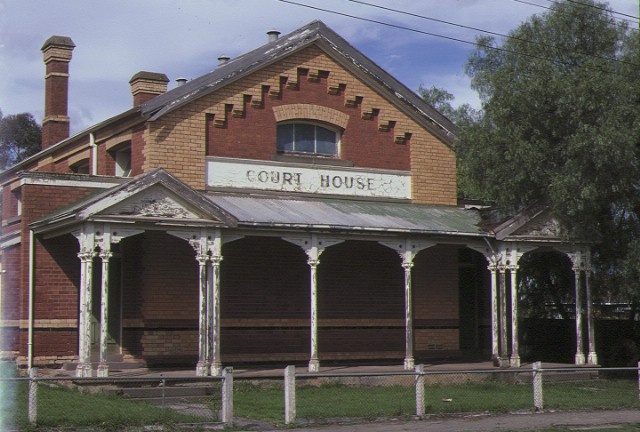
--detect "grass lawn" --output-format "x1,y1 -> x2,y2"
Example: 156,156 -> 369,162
4,374 -> 640,429
9,381 -> 206,430
233,377 -> 640,423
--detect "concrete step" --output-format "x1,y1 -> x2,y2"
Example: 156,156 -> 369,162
62,358 -> 146,371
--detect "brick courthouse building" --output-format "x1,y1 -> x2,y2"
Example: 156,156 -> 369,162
0,21 -> 598,377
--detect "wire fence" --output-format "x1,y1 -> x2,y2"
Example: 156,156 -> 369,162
2,362 -> 640,430
0,368 -> 230,430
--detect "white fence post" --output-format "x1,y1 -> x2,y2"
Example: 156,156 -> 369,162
415,364 -> 425,417
637,361 -> 640,400
532,361 -> 543,412
221,367 -> 233,424
28,367 -> 38,425
284,365 -> 296,424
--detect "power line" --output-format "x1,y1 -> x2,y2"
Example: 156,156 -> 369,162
516,0 -> 638,25
559,0 -> 638,22
343,0 -> 637,68
276,0 -> 638,81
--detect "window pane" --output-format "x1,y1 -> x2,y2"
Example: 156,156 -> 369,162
316,127 -> 337,155
277,124 -> 294,152
295,124 -> 315,153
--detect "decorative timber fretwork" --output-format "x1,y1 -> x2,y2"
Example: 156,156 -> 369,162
106,186 -> 198,219
512,216 -> 561,239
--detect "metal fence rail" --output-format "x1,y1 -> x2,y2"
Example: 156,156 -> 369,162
2,362 -> 640,429
0,367 -> 232,429
283,363 -> 640,424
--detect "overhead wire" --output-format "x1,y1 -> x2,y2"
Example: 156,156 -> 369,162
343,0 -> 638,68
514,0 -> 639,25
553,0 -> 639,23
277,0 -> 639,79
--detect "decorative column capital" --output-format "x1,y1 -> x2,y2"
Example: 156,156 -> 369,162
77,251 -> 96,262
307,258 -> 320,268
209,255 -> 223,266
196,253 -> 210,266
99,250 -> 113,261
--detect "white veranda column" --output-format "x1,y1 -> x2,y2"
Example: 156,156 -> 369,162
97,239 -> 113,377
308,254 -> 321,372
209,254 -> 223,376
572,253 -> 586,365
585,254 -> 598,365
196,248 -> 210,377
283,234 -> 342,373
498,262 -> 509,365
488,261 -> 500,366
75,226 -> 96,378
509,262 -> 520,367
210,230 -> 234,376
380,240 -> 435,371
168,229 -> 224,376
401,253 -> 415,370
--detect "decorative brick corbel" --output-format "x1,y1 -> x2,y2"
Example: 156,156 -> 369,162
395,132 -> 411,144
345,95 -> 362,108
379,120 -> 395,132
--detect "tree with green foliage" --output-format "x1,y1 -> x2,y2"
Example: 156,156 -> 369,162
451,0 -> 640,314
0,109 -> 42,170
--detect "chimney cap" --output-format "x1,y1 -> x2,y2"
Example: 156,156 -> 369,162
267,29 -> 281,42
129,71 -> 170,85
217,55 -> 231,65
41,35 -> 76,51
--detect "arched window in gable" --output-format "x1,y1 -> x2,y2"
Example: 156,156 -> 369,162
276,122 -> 339,156
273,104 -> 349,159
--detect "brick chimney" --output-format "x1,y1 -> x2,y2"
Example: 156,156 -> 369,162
41,35 -> 75,149
129,71 -> 169,106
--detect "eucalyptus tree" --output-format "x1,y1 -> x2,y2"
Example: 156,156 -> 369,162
457,0 -> 640,309
0,110 -> 41,170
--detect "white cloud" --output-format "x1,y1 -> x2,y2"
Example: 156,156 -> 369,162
1,0 -> 637,131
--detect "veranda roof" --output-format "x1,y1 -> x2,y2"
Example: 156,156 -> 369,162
207,193 -> 486,237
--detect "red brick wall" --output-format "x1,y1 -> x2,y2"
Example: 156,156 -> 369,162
207,69 -> 410,171
33,331 -> 77,360
21,184 -> 96,223
116,235 -> 474,364
35,235 -> 79,320
413,245 -> 461,353
9,185 -> 97,359
1,245 -> 21,355
121,231 -> 199,360
221,237 -> 309,319
131,125 -> 146,176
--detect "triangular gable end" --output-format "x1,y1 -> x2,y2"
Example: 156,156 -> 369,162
494,206 -> 562,242
31,169 -> 237,234
77,169 -> 237,226
95,183 -> 215,221
141,20 -> 456,148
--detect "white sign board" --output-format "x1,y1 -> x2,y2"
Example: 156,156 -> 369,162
207,158 -> 411,200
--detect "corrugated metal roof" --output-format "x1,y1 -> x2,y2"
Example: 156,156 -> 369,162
207,194 -> 486,236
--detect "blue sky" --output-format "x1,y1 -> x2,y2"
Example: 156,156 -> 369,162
0,0 -> 637,134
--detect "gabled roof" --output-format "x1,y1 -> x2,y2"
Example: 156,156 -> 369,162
491,204 -> 565,242
30,169 -> 237,234
1,20 -> 457,181
141,20 -> 457,147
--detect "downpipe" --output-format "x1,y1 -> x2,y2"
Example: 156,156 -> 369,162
28,229 -> 35,371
